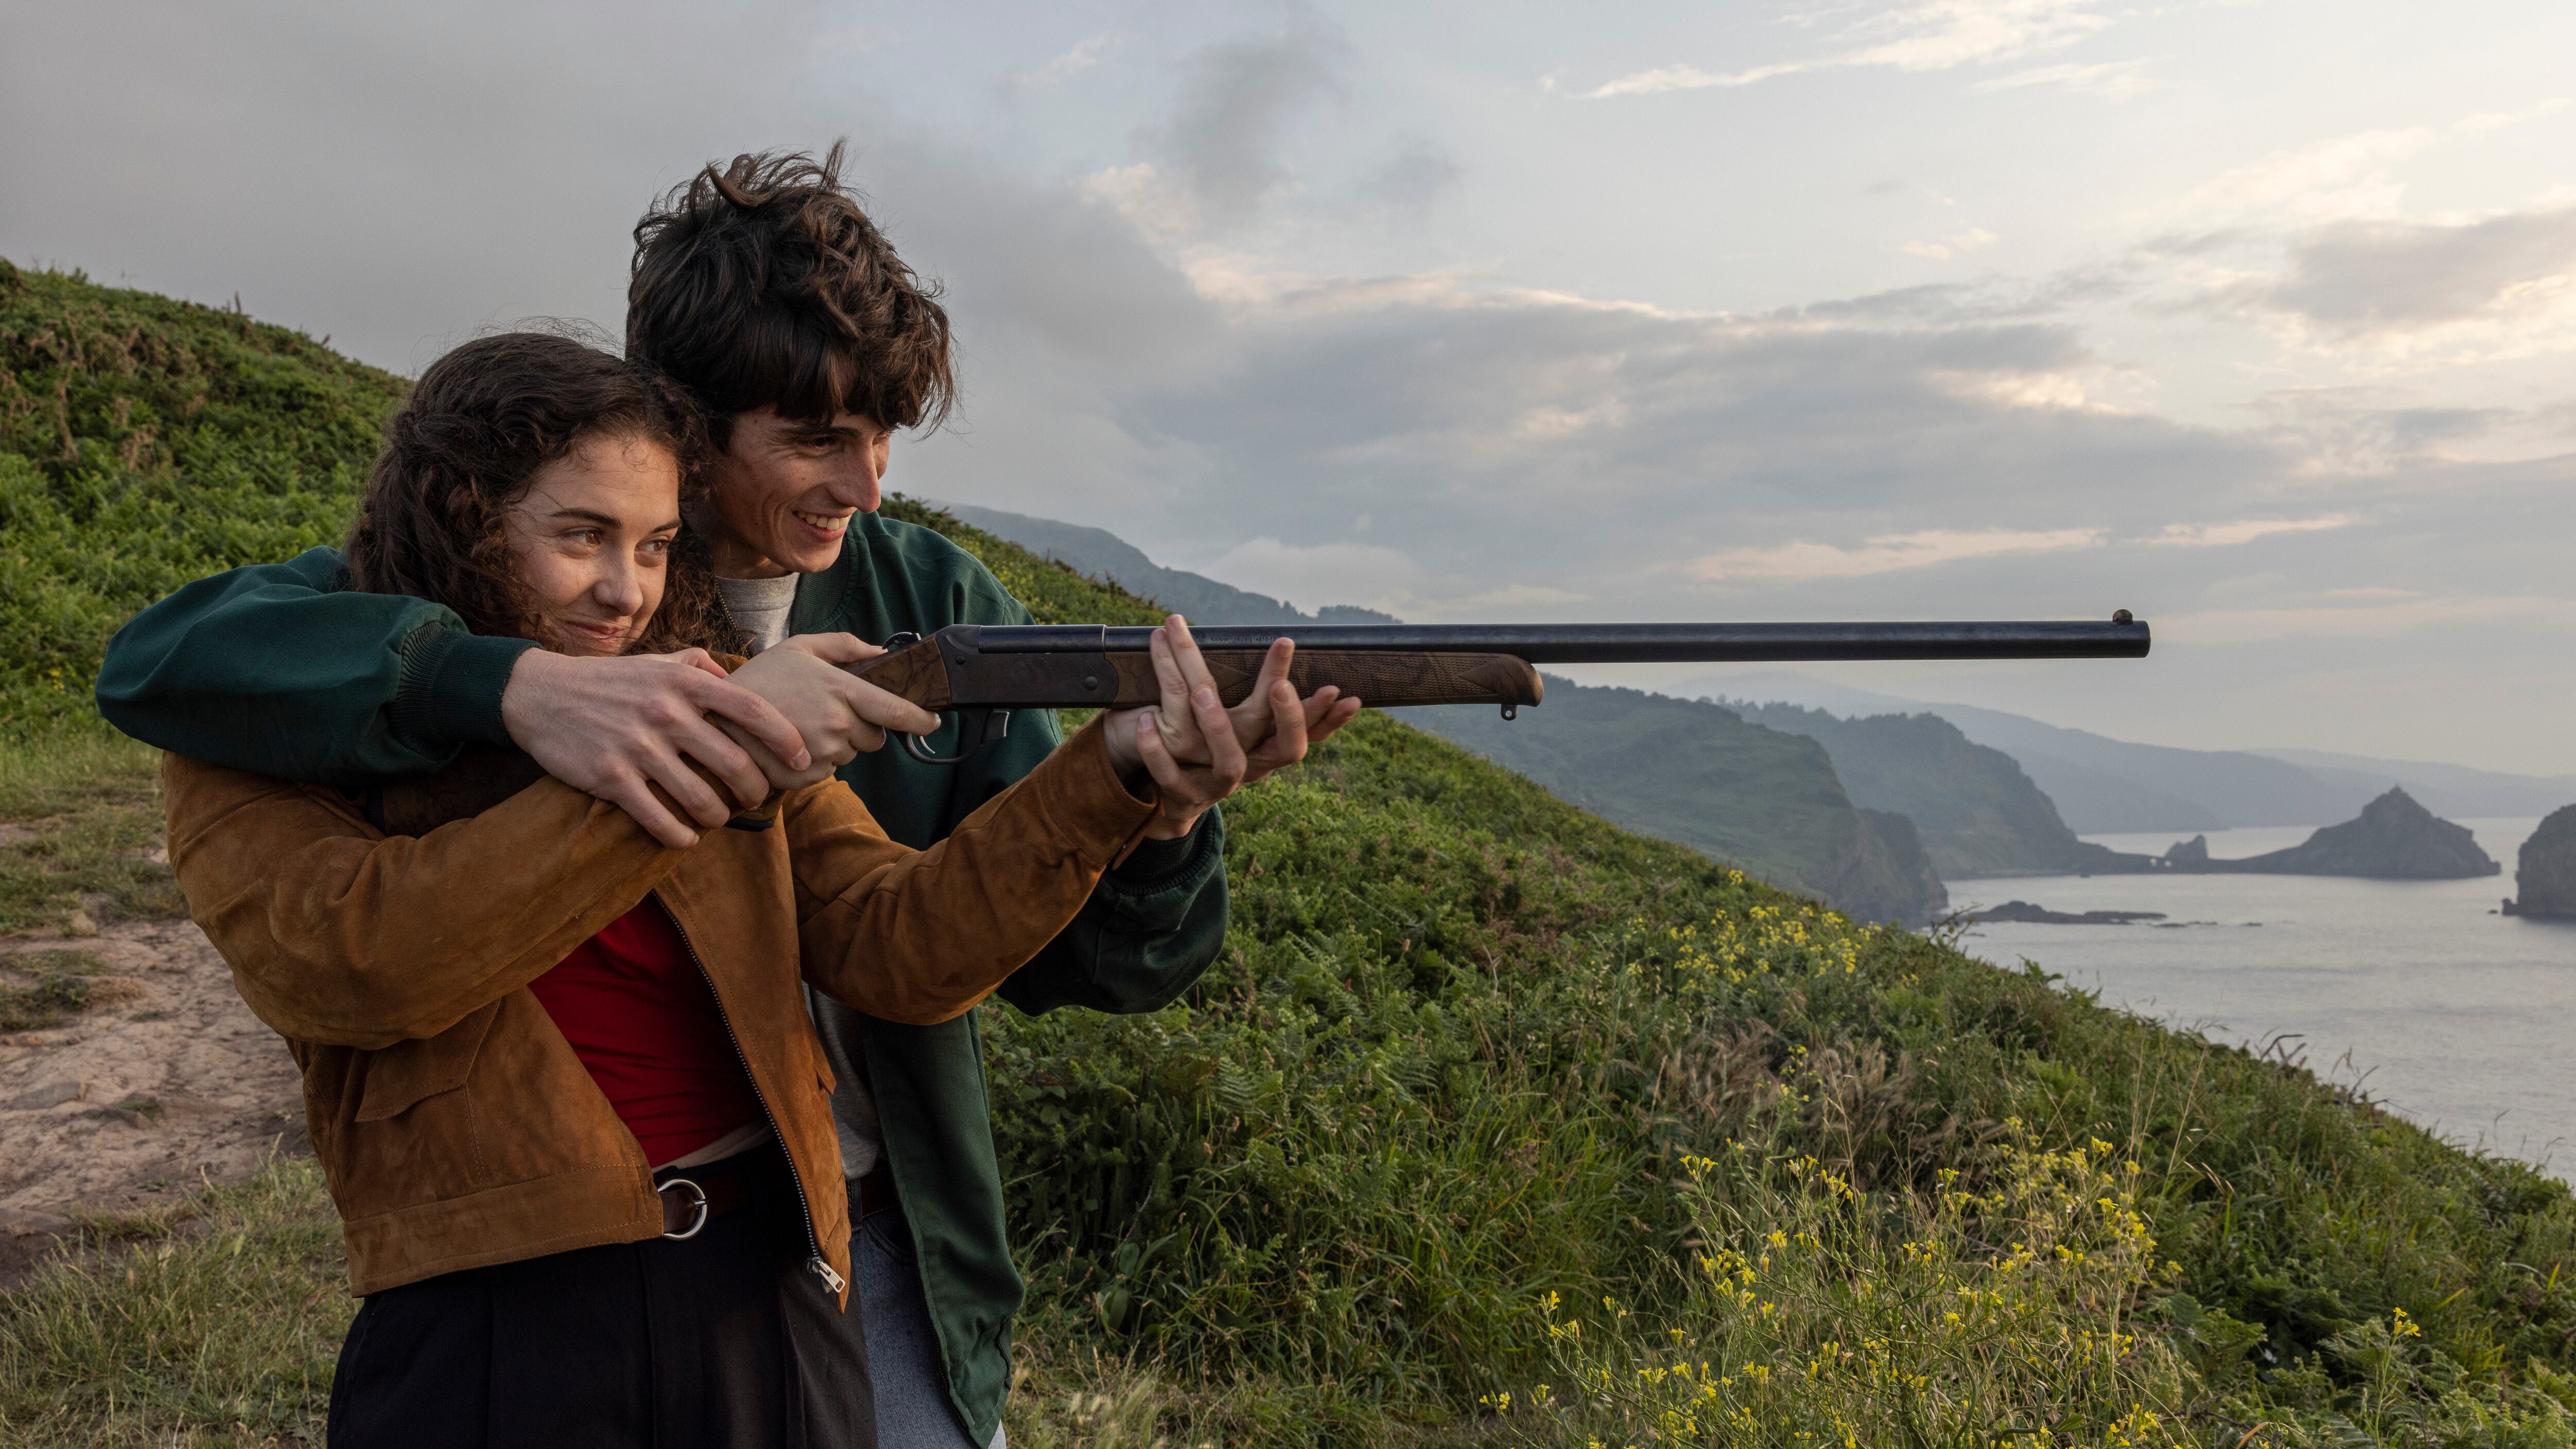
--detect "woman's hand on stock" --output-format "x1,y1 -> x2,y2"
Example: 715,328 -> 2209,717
1101,616 -> 1367,840
717,634 -> 943,792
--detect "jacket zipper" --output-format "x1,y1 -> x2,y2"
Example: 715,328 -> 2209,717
654,895 -> 846,1296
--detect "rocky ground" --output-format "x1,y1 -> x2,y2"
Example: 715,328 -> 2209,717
0,916 -> 302,1285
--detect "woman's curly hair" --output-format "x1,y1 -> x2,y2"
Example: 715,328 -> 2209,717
345,332 -> 730,654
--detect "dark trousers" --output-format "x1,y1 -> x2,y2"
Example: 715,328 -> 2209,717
327,1146 -> 873,1448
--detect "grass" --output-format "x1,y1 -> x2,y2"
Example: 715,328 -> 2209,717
0,731 -> 177,934
0,1156 -> 350,1448
8,265 -> 2576,1446
0,948 -> 108,1031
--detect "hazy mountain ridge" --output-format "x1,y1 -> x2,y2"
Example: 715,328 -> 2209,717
1408,681 -> 1949,925
1724,701 -> 2143,879
1691,672 -> 2574,833
938,502 -> 1399,628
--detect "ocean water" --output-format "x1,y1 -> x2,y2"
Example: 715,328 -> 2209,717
1957,817 -> 2576,1178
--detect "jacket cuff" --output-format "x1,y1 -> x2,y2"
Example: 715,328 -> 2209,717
392,625 -> 538,754
1107,808 -> 1217,891
1030,717 -> 1161,868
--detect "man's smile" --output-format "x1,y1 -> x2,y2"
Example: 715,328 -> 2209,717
793,509 -> 852,538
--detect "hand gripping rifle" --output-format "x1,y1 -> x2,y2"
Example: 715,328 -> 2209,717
849,610 -> 2150,764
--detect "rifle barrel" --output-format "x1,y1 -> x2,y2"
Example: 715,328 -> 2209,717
965,618 -> 2149,663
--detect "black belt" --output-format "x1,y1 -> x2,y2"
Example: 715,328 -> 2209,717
655,1150 -> 763,1239
855,1162 -> 899,1219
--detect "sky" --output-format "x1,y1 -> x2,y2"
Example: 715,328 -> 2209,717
6,0 -> 2574,773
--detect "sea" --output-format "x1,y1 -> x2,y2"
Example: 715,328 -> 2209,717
1959,817 -> 2576,1180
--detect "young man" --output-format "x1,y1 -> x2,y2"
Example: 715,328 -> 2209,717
97,146 -> 1357,1448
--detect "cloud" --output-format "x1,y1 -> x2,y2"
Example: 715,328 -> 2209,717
2260,207 -> 2576,340
1970,59 -> 2158,97
1004,36 -> 1114,90
1903,226 -> 1999,260
2162,594 -> 2565,645
1586,0 -> 2119,98
1353,139 -> 1463,223
2160,103 -> 2569,229
2144,515 -> 2354,547
1203,537 -> 1420,611
1150,8 -> 1352,227
1691,527 -> 2106,582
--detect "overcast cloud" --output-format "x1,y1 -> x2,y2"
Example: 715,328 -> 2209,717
5,0 -> 2573,773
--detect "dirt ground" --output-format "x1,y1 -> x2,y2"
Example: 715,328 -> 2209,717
0,917 -> 303,1282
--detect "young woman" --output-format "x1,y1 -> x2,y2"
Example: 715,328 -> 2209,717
161,333 -> 1264,1448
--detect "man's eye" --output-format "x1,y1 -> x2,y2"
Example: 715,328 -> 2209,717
566,529 -> 604,548
641,537 -> 673,557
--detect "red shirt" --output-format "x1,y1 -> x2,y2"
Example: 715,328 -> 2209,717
526,898 -> 765,1167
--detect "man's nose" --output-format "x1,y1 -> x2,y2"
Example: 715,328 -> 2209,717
820,447 -> 883,510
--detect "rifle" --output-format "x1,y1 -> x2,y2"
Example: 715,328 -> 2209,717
851,610 -> 2150,764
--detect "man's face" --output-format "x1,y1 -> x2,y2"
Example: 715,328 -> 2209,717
701,405 -> 893,578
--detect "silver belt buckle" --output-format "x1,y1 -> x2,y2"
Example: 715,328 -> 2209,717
657,1177 -> 709,1240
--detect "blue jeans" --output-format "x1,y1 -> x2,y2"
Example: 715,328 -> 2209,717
854,1207 -> 1006,1449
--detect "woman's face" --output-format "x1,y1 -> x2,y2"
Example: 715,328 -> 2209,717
501,432 -> 683,656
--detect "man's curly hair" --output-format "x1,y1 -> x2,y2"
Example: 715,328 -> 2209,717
628,141 -> 956,443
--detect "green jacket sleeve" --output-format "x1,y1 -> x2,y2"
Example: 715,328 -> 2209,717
92,547 -> 533,788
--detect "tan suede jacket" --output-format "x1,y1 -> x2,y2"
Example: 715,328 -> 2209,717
164,719 -> 1158,1300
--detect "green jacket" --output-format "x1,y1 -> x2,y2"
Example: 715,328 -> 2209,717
95,513 -> 1228,1443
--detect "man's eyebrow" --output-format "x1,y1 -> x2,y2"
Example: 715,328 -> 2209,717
782,420 -> 875,440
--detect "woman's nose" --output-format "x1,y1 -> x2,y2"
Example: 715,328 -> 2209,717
596,563 -> 645,616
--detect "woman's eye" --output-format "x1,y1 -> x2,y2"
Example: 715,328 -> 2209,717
640,537 -> 673,557
565,529 -> 604,549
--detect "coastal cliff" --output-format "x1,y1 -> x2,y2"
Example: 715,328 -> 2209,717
2158,787 -> 2498,879
2507,805 -> 2576,916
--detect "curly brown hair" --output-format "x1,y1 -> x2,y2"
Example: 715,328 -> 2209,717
344,332 -> 729,654
628,141 -> 957,444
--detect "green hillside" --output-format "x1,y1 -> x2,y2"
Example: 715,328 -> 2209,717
0,260 -> 406,740
1413,682 -> 1948,925
1731,701 -> 2144,879
9,268 -> 2576,1447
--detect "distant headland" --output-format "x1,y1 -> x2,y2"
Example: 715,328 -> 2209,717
2504,804 -> 2576,917
2151,787 -> 2499,880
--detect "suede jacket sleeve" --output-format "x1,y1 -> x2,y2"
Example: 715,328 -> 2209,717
94,547 -> 530,786
784,718 -> 1162,1025
162,753 -> 676,1050
900,693 -> 1230,1018
819,516 -> 1235,1018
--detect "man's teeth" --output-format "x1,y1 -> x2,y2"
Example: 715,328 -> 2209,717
795,511 -> 850,533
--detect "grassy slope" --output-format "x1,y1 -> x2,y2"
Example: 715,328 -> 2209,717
3,271 -> 2574,1446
